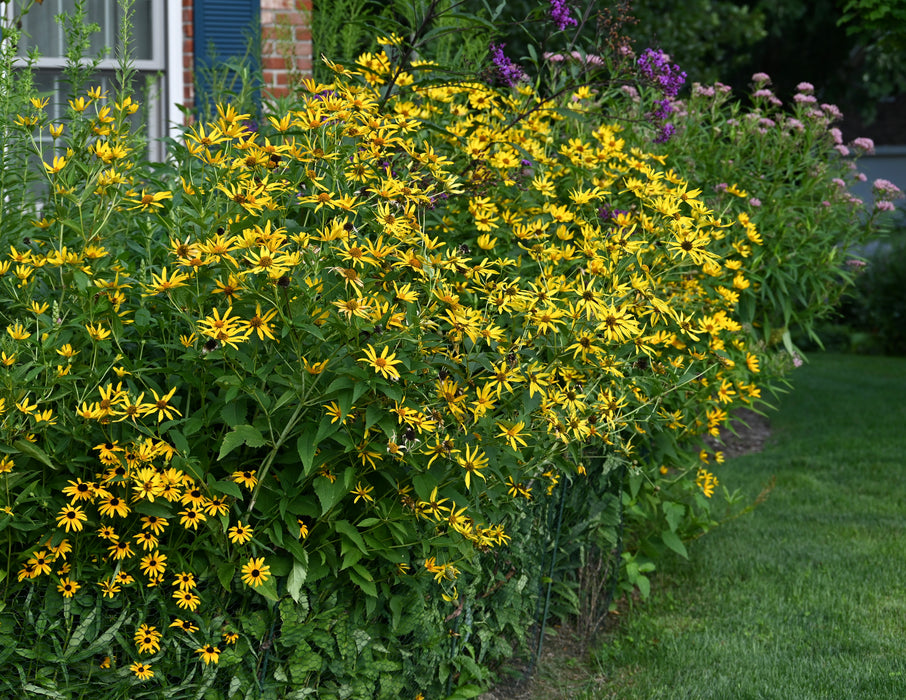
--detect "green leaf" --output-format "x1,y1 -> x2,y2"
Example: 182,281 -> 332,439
211,479 -> 243,499
334,520 -> 368,554
251,576 -> 279,602
217,562 -> 236,591
287,559 -> 307,603
13,440 -> 55,470
218,424 -> 267,460
349,564 -> 377,597
661,530 -> 688,558
314,475 -> 346,516
67,606 -> 130,663
662,501 -> 686,533
296,432 -> 319,476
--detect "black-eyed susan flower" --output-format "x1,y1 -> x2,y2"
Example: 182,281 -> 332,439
98,495 -> 130,518
203,496 -> 230,517
222,631 -> 239,644
179,508 -> 206,530
57,577 -> 80,598
227,521 -> 254,544
139,550 -> 167,578
231,470 -> 258,489
172,589 -> 201,611
56,504 -> 87,533
108,540 -> 134,560
134,624 -> 162,654
240,557 -> 271,587
195,644 -> 221,665
129,661 -> 153,680
140,515 -> 168,535
170,618 -> 199,633
98,578 -> 121,598
173,571 -> 197,590
27,551 -> 53,577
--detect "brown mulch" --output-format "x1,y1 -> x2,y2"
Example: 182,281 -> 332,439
479,409 -> 773,699
701,407 -> 772,460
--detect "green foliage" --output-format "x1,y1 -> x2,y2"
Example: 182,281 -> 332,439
1,1 -> 899,697
836,240 -> 906,355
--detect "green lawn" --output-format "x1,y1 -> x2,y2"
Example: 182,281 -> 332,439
590,354 -> 906,700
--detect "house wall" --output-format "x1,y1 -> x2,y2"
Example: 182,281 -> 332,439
180,0 -> 312,109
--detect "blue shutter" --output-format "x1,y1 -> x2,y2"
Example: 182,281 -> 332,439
194,0 -> 261,115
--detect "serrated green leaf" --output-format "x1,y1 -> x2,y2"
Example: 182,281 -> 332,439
218,424 -> 266,460
287,560 -> 307,603
661,530 -> 688,558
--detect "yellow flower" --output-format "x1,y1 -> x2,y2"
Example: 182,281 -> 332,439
232,469 -> 258,488
57,577 -> 80,598
227,521 -> 254,544
456,444 -> 488,489
196,644 -> 221,665
139,550 -> 168,578
7,323 -> 31,340
172,589 -> 201,610
43,155 -> 67,174
351,481 -> 374,504
241,557 -> 271,587
129,661 -> 154,680
495,421 -> 529,451
359,344 -> 403,381
170,618 -> 199,633
302,357 -> 329,374
85,323 -> 112,341
134,624 -> 162,654
140,387 -> 181,422
126,189 -> 173,211
56,505 -> 87,532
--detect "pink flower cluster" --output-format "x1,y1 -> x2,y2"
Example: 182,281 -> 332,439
873,178 -> 903,211
543,51 -> 604,66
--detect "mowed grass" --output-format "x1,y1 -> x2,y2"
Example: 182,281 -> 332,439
589,353 -> 906,700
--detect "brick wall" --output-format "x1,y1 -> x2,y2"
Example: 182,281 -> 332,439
261,0 -> 313,97
180,0 -> 312,109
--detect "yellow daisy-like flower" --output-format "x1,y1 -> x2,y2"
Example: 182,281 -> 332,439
134,624 -> 162,655
195,644 -> 221,665
240,557 -> 271,587
126,189 -> 173,211
359,344 -> 403,381
172,589 -> 201,610
56,504 -> 87,532
227,521 -> 254,544
170,618 -> 199,633
139,387 -> 181,423
57,577 -> 80,598
6,323 -> 31,340
231,470 -> 258,489
129,661 -> 154,679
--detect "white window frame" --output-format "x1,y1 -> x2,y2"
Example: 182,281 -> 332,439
8,0 -> 185,154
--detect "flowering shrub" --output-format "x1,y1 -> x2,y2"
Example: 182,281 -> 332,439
2,1 -> 898,697
624,70 -> 898,359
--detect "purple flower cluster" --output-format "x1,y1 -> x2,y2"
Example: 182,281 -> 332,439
489,43 -> 526,87
637,48 -> 686,99
636,49 -> 686,144
549,0 -> 578,31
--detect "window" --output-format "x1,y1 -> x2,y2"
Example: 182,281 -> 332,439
12,0 -> 183,158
